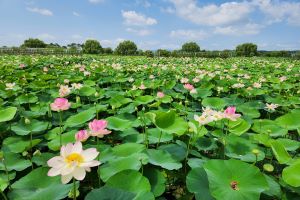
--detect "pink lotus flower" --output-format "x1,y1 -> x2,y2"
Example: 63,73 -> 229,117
50,98 -> 71,112
139,84 -> 146,90
224,107 -> 241,121
89,119 -> 111,138
75,130 -> 89,142
184,83 -> 194,91
47,142 -> 100,184
157,92 -> 165,98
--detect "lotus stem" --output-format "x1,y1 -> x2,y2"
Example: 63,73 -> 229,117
59,111 -> 63,146
73,178 -> 76,200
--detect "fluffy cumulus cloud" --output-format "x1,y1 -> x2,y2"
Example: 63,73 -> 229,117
26,7 -> 53,16
37,33 -> 56,41
214,23 -> 263,36
168,0 -> 300,27
170,29 -> 207,40
252,0 -> 300,26
100,38 -> 125,48
168,0 -> 253,26
126,28 -> 152,36
122,10 -> 157,26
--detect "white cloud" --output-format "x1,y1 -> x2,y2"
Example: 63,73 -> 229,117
100,38 -> 125,48
122,10 -> 157,26
170,29 -> 207,40
73,11 -> 80,17
37,33 -> 56,41
214,23 -> 263,36
160,7 -> 175,14
26,7 -> 53,16
169,0 -> 253,26
253,0 -> 300,26
89,0 -> 105,4
126,28 -> 152,36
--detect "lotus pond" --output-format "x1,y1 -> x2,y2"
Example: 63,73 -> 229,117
0,55 -> 300,200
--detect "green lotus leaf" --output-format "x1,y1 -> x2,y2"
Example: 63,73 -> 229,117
0,107 -> 17,122
9,167 -> 72,200
203,159 -> 268,200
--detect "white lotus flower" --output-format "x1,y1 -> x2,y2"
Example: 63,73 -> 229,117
47,142 -> 100,184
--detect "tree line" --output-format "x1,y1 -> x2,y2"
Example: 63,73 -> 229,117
1,38 -> 299,58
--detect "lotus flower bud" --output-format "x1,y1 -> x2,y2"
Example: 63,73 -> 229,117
25,118 -> 31,124
263,164 -> 274,172
252,149 -> 260,155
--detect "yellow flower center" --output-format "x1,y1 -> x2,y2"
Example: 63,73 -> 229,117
65,153 -> 84,166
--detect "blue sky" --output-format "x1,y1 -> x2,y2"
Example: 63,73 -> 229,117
0,0 -> 299,50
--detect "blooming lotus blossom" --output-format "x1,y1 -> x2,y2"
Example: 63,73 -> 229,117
265,103 -> 279,111
224,107 -> 241,121
128,77 -> 134,82
59,85 -> 71,97
232,83 -> 245,88
19,63 -> 25,69
190,88 -> 197,94
184,83 -> 194,91
47,142 -> 100,184
75,130 -> 89,142
43,67 -> 48,72
180,78 -> 189,83
64,79 -> 70,84
157,92 -> 165,98
79,66 -> 85,72
71,83 -> 83,90
279,76 -> 287,82
194,114 -> 213,125
149,75 -> 155,79
84,71 -> 91,76
253,82 -> 262,88
89,119 -> 111,138
5,82 -> 15,90
192,77 -> 200,83
139,84 -> 146,90
50,98 -> 71,111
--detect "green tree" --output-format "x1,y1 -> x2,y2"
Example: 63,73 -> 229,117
236,43 -> 257,57
115,40 -> 137,55
83,40 -> 103,54
144,50 -> 154,57
181,42 -> 200,53
156,49 -> 171,57
103,47 -> 113,54
21,38 -> 47,48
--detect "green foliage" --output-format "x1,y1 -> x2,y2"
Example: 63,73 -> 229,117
21,38 -> 47,48
236,43 -> 258,57
83,39 -> 103,54
115,40 -> 137,55
181,42 -> 200,53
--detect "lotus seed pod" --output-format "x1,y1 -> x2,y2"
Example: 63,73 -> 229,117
263,164 -> 274,172
94,92 -> 99,97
